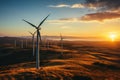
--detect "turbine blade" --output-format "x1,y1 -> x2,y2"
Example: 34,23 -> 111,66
22,19 -> 37,28
38,31 -> 42,45
28,31 -> 33,35
38,31 -> 42,41
33,30 -> 37,35
38,14 -> 50,28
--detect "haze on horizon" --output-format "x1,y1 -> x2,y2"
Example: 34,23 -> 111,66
0,0 -> 120,41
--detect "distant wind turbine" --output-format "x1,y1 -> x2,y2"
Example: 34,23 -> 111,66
43,36 -> 47,48
14,40 -> 16,48
21,39 -> 23,48
60,34 -> 63,55
25,38 -> 28,48
47,40 -> 50,49
29,31 -> 36,56
23,14 -> 50,69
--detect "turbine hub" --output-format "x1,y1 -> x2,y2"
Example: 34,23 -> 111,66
38,27 -> 41,30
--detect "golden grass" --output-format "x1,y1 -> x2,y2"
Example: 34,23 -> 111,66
0,41 -> 120,80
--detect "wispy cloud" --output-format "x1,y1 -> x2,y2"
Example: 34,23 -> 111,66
81,12 -> 120,21
49,0 -> 120,12
49,3 -> 86,9
48,4 -> 70,8
85,0 -> 120,12
81,0 -> 120,21
48,12 -> 120,23
47,18 -> 80,23
48,0 -> 120,22
48,3 -> 100,9
71,4 -> 85,8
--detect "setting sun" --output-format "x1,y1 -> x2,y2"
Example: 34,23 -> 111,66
109,32 -> 117,41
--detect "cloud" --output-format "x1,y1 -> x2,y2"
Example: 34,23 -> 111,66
48,4 -> 70,8
71,4 -> 84,8
48,3 -> 102,9
49,3 -> 85,8
81,12 -> 120,21
48,12 -> 120,23
48,0 -> 120,22
49,0 -> 120,12
85,0 -> 120,12
48,18 -> 80,23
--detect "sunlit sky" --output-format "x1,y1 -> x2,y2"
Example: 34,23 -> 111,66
0,0 -> 120,40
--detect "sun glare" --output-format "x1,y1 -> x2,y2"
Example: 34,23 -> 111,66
109,32 -> 117,41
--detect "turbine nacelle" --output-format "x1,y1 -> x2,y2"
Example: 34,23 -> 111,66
35,27 -> 41,30
37,27 -> 41,30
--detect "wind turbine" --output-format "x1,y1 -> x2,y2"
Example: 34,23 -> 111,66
14,39 -> 16,48
23,14 -> 50,69
47,40 -> 50,49
21,39 -> 24,48
25,38 -> 28,48
28,31 -> 36,56
60,34 -> 63,55
43,36 -> 47,48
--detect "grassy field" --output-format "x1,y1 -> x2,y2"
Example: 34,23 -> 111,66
0,37 -> 120,80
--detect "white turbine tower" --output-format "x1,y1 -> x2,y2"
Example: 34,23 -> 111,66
23,14 -> 50,69
60,34 -> 63,55
29,31 -> 36,56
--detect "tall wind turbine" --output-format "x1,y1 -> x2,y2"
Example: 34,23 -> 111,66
29,31 -> 36,56
23,14 -> 50,69
60,34 -> 63,55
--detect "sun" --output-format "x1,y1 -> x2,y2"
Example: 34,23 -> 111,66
109,32 -> 117,41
